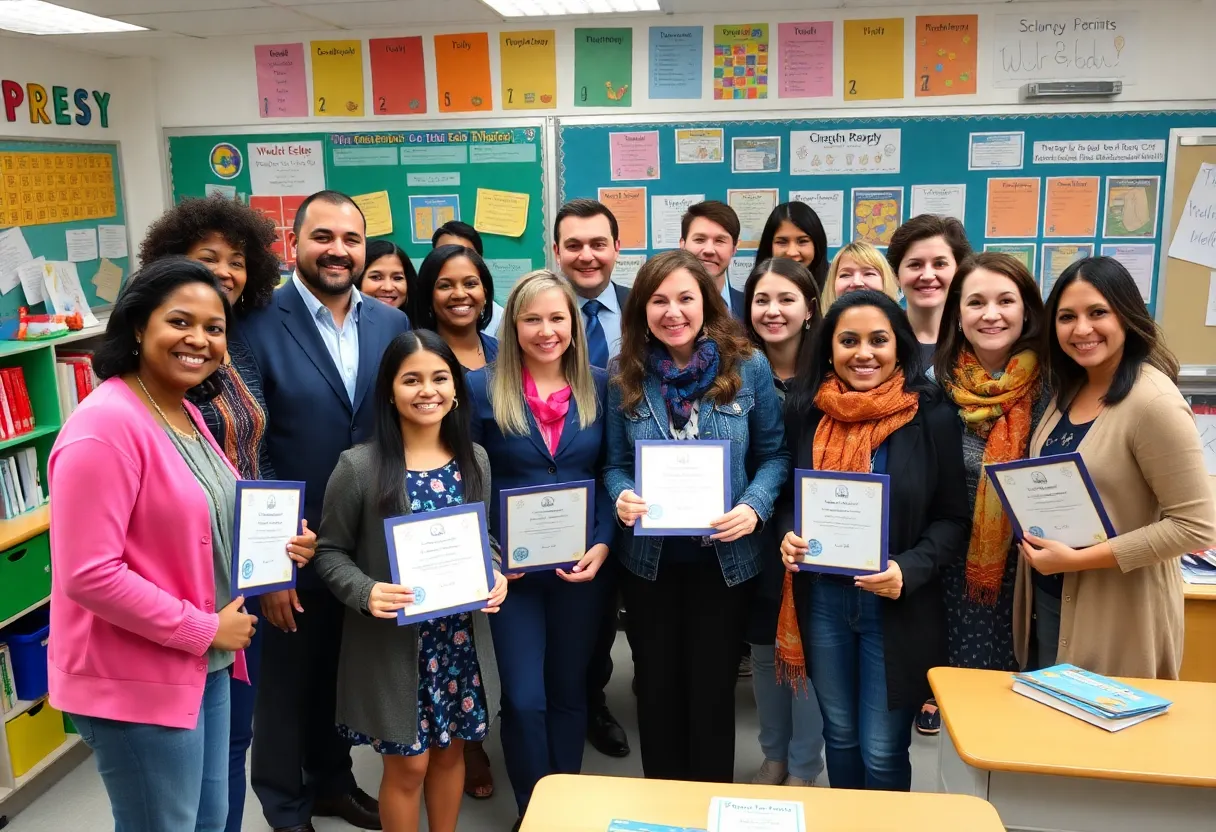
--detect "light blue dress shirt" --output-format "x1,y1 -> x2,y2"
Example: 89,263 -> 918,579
292,273 -> 362,403
576,281 -> 623,361
718,276 -> 733,314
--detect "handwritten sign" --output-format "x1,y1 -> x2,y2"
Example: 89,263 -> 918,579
434,33 -> 493,112
255,43 -> 307,118
369,37 -> 426,115
842,18 -> 904,101
474,189 -> 529,237
598,187 -> 647,250
649,26 -> 703,100
311,40 -> 363,117
777,22 -> 832,99
1168,162 -> 1216,269
915,15 -> 977,96
574,28 -> 633,107
992,12 -> 1139,87
248,141 -> 326,196
500,31 -> 557,110
790,129 -> 901,175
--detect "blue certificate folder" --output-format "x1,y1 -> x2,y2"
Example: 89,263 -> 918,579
382,502 -> 496,627
230,480 -> 305,598
608,822 -> 706,832
499,480 -> 594,575
1012,664 -> 1172,731
633,439 -> 732,537
984,453 -> 1116,543
792,469 -> 890,577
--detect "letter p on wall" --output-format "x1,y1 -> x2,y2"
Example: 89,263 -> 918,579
2,80 -> 23,123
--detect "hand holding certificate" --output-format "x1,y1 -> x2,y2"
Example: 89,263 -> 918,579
500,480 -> 593,574
631,440 -> 732,536
985,453 -> 1116,549
231,480 -> 306,597
788,470 -> 890,576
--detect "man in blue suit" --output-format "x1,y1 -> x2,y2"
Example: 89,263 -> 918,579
680,200 -> 747,319
242,190 -> 410,832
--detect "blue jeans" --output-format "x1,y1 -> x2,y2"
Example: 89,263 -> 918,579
749,643 -> 825,781
488,570 -> 605,814
227,596 -> 262,832
804,580 -> 915,791
70,669 -> 231,832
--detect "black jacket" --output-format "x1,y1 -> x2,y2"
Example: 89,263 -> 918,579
779,393 -> 971,709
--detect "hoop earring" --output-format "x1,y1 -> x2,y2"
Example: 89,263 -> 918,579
451,397 -> 459,410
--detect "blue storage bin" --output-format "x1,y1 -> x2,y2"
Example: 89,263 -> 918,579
1,609 -> 49,701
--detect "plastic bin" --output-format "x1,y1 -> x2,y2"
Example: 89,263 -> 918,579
0,532 -> 50,623
1,609 -> 49,700
6,697 -> 66,778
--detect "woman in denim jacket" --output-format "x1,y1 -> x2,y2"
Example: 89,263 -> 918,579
604,249 -> 790,783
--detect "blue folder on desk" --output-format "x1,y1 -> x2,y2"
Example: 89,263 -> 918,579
608,822 -> 706,832
1012,664 -> 1171,731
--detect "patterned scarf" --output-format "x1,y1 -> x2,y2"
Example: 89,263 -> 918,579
775,370 -> 919,687
522,367 -> 572,455
944,350 -> 1040,604
645,337 -> 721,431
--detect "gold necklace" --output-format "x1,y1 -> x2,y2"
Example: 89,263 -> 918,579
135,375 -> 199,441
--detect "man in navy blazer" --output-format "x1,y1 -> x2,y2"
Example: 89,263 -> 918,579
680,200 -> 747,319
241,190 -> 410,832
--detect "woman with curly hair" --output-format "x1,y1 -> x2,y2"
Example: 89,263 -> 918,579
139,194 -> 316,832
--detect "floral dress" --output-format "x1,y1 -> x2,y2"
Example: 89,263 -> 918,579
337,460 -> 488,756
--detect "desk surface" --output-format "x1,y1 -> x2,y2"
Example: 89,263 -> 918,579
930,667 -> 1216,788
1184,582 -> 1216,601
522,774 -> 1005,831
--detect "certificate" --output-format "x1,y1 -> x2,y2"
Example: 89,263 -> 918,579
708,797 -> 806,832
792,470 -> 889,576
985,453 -> 1116,548
231,480 -> 305,597
383,502 -> 495,626
634,439 -> 731,536
500,480 -> 593,574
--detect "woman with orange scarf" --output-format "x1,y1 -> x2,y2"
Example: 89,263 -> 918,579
777,290 -> 969,791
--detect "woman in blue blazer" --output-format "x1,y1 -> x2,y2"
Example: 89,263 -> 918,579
466,270 -> 615,823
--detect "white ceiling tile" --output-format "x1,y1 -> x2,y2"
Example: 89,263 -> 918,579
53,1 -> 272,13
108,6 -> 333,36
287,1 -> 503,27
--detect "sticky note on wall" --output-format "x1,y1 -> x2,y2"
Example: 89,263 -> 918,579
474,189 -> 529,238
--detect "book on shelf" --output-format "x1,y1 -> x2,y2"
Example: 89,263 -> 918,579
0,642 -> 15,715
0,446 -> 45,519
0,366 -> 34,441
1012,664 -> 1172,732
56,350 -> 98,420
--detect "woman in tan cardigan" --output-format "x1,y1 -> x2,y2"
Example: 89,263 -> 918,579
1013,256 -> 1215,679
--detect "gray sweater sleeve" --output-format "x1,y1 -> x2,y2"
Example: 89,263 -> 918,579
314,450 -> 377,614
472,444 -> 501,569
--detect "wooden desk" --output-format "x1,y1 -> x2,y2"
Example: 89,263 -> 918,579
521,773 -> 1004,831
1182,583 -> 1216,682
930,667 -> 1216,832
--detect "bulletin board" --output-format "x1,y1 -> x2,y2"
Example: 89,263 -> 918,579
0,138 -> 130,320
166,123 -> 548,297
557,110 -> 1216,314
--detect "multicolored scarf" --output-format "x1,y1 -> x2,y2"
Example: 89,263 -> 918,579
645,337 -> 721,431
944,349 -> 1040,604
522,367 -> 572,455
775,370 -> 919,687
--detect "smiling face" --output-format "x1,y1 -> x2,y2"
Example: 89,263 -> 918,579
289,199 -> 366,297
834,256 -> 886,298
185,231 -> 246,305
681,217 -> 736,285
137,282 -> 227,396
750,272 -> 811,349
770,220 -> 816,266
362,254 -> 408,309
393,347 -> 456,429
960,267 -> 1025,370
516,286 -> 573,367
432,255 -> 486,333
555,213 -> 619,298
831,305 -> 898,392
646,267 -> 704,361
1055,278 -> 1126,374
898,235 -> 957,312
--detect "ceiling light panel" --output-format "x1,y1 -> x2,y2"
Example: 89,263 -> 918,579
481,0 -> 661,17
0,0 -> 147,34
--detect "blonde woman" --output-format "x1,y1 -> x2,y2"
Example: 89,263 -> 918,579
819,241 -> 900,311
465,270 -> 615,825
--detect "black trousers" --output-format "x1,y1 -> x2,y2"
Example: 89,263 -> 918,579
621,558 -> 752,783
586,557 -> 622,710
251,589 -> 355,828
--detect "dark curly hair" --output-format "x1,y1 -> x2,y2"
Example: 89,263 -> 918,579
139,195 -> 281,315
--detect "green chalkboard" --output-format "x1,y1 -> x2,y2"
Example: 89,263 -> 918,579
0,138 -> 130,321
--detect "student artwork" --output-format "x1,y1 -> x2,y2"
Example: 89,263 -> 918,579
851,187 -> 904,246
0,152 -> 117,228
1104,176 -> 1160,238
574,28 -> 633,107
499,31 -> 557,110
914,15 -> 978,96
1041,243 -> 1094,296
714,24 -> 769,100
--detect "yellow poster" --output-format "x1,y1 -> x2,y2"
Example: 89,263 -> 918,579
0,152 -> 115,227
311,40 -> 365,117
842,18 -> 904,101
500,30 -> 557,110
352,191 -> 393,237
474,189 -> 530,237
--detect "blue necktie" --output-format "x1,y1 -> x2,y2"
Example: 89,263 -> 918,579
582,299 -> 610,369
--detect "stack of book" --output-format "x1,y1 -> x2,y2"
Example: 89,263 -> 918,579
0,366 -> 34,441
1012,664 -> 1172,732
0,447 -> 44,519
56,351 -> 97,419
1181,549 -> 1216,585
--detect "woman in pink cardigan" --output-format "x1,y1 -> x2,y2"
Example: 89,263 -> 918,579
48,258 -> 310,832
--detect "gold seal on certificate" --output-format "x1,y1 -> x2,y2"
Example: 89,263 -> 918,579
500,481 -> 593,573
231,480 -> 305,597
793,470 -> 889,576
985,453 -> 1115,547
633,440 -> 732,536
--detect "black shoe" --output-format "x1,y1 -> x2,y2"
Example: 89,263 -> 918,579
915,698 -> 941,736
274,826 -> 316,832
314,790 -> 382,830
587,704 -> 630,757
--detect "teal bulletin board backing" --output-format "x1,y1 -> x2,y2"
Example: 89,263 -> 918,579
0,139 -> 129,321
558,110 -> 1216,315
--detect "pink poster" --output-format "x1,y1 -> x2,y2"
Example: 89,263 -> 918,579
254,43 -> 308,118
609,131 -> 661,182
778,22 -> 833,99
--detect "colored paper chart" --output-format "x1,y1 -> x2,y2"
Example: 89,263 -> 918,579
255,43 -> 308,118
500,31 -> 557,110
714,24 -> 769,100
311,40 -> 364,117
575,28 -> 633,107
843,19 -> 904,101
1044,176 -> 1100,237
915,15 -> 978,97
435,33 -> 493,112
609,131 -> 660,181
369,37 -> 426,115
1104,176 -> 1160,238
986,178 -> 1041,238
650,26 -> 703,100
778,22 -> 833,99
852,187 -> 904,246
984,243 -> 1037,272
597,187 -> 647,250
1042,243 -> 1095,295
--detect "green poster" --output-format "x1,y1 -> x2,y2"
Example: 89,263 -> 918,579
574,28 -> 633,107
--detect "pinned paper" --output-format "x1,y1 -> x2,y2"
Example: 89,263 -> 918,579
732,138 -> 780,174
255,43 -> 308,118
434,33 -> 493,112
311,40 -> 364,117
98,224 -> 127,259
851,187 -> 905,246
66,228 -> 99,262
16,257 -> 46,304
649,26 -> 703,100
986,178 -> 1041,238
0,227 -> 33,294
92,257 -> 123,303
474,189 -> 530,238
983,243 -> 1037,273
1044,176 -> 1100,238
1104,176 -> 1160,238
910,184 -> 966,221
789,191 -> 845,248
1207,272 -> 1216,326
714,24 -> 769,100
248,141 -> 325,196
651,194 -> 704,249
843,18 -> 904,100
612,254 -> 647,288
729,255 -> 756,290
409,194 -> 460,245
42,260 -> 99,326
778,22 -> 833,98
500,30 -> 557,110
915,15 -> 978,96
483,259 -> 534,291
1100,243 -> 1156,302
369,37 -> 427,115
1167,163 -> 1216,269
675,129 -> 723,164
1041,243 -> 1094,296
727,188 -> 779,249
352,191 -> 393,237
574,28 -> 633,107
205,183 -> 237,200
609,131 -> 660,181
597,187 -> 648,250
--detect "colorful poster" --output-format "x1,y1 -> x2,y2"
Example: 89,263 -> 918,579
915,15 -> 978,96
409,194 -> 460,244
310,40 -> 364,117
714,24 -> 769,100
254,43 -> 307,118
650,26 -> 703,99
351,191 -> 393,237
789,129 -> 901,176
1044,176 -> 1100,238
851,187 -> 904,246
969,132 -> 1024,170
1041,243 -> 1095,296
597,187 -> 647,250
1167,163 -> 1216,270
1104,175 -> 1160,238
609,131 -> 660,181
500,31 -> 557,110
434,33 -> 493,112
248,141 -> 326,196
910,184 -> 966,221
474,189 -> 530,238
983,243 -> 1037,273
842,18 -> 904,101
727,189 -> 779,249
788,190 -> 844,247
992,12 -> 1140,88
675,128 -> 724,164
986,178 -> 1041,238
1100,243 -> 1156,301
652,194 -> 704,249
777,22 -> 833,99
731,137 -> 780,174
574,28 -> 633,107
369,37 -> 426,115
